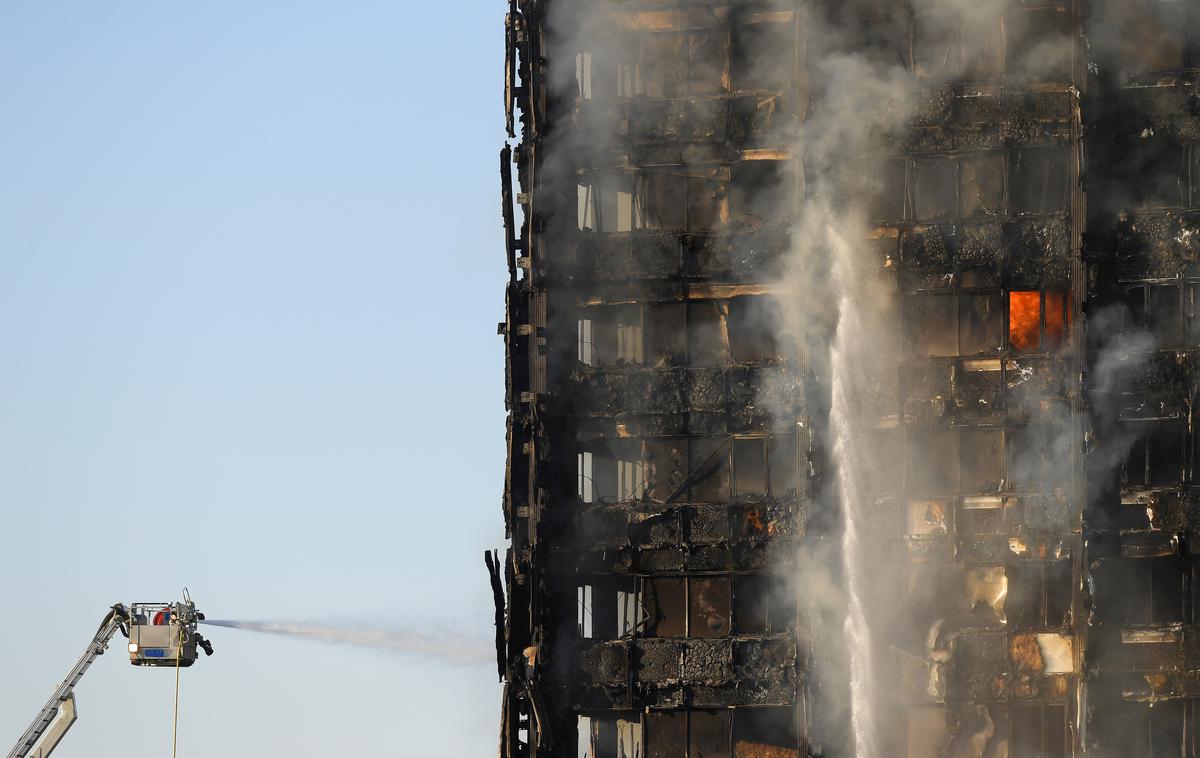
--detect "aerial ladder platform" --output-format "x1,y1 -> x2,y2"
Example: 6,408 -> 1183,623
8,594 -> 213,758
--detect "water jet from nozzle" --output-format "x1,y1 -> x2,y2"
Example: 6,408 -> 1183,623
201,619 -> 491,666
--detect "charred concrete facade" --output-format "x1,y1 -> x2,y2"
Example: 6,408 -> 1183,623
494,1 -> 1200,756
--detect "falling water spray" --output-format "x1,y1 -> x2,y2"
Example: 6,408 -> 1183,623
829,224 -> 879,758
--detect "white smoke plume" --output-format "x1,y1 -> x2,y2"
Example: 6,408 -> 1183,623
201,619 -> 493,666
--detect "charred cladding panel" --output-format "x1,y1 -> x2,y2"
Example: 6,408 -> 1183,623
496,1 -> 1196,756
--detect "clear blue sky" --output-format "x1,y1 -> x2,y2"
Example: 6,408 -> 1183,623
0,2 -> 507,755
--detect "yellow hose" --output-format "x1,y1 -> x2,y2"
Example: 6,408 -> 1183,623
171,617 -> 183,758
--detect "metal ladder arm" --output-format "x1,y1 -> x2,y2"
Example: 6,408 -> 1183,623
7,605 -> 128,758
28,693 -> 76,758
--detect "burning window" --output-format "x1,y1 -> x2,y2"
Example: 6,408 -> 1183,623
1009,148 -> 1070,215
1008,290 -> 1067,353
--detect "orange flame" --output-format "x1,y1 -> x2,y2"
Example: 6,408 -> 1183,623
1009,291 -> 1041,352
745,508 -> 765,533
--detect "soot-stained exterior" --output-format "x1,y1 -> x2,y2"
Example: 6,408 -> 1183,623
494,1 -> 1200,756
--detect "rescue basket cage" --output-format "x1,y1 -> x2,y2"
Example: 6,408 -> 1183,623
126,600 -> 201,667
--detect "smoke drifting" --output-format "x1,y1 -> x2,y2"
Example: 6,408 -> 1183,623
531,0 -> 1175,754
201,619 -> 493,666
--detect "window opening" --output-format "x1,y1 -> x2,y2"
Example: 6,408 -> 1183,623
579,451 -> 595,503
1008,290 -> 1067,353
578,583 -> 594,639
617,459 -> 645,501
576,52 -> 593,100
579,319 -> 596,365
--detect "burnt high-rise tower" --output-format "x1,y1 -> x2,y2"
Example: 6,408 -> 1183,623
493,2 -> 1200,756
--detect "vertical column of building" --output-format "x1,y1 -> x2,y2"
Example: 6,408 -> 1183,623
850,2 -> 1085,755
502,1 -> 811,756
500,0 -> 550,754
1082,1 -> 1200,754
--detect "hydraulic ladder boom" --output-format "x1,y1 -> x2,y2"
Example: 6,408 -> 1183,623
7,605 -> 129,758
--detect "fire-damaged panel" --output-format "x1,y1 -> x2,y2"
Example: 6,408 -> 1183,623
495,0 -> 1200,756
